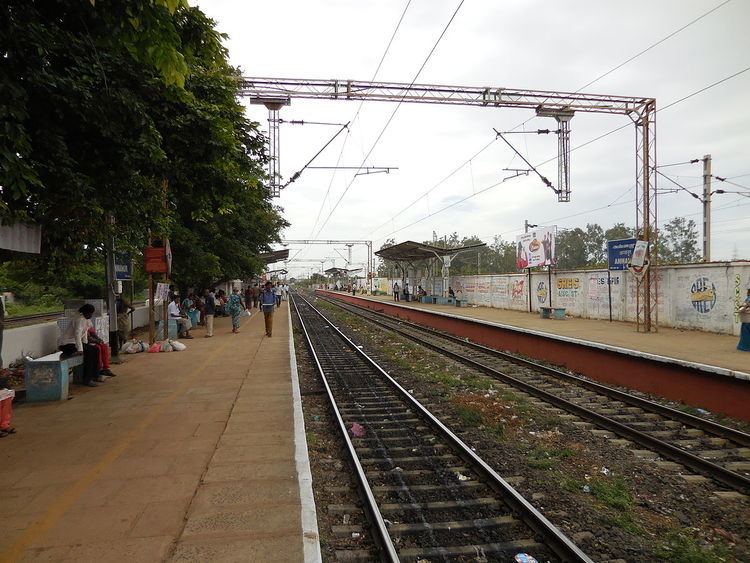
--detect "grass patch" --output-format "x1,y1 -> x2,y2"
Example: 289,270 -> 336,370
590,476 -> 632,510
462,374 -> 494,390
6,303 -> 62,317
306,432 -> 318,448
487,422 -> 505,441
526,446 -> 574,470
607,512 -> 644,535
656,530 -> 730,563
455,405 -> 483,427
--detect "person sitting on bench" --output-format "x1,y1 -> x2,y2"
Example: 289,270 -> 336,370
448,287 -> 455,298
169,294 -> 193,339
59,304 -> 102,387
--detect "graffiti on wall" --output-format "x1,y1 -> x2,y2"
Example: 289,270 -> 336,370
536,281 -> 548,304
511,279 -> 525,301
557,277 -> 580,298
690,277 -> 717,314
735,274 -> 742,323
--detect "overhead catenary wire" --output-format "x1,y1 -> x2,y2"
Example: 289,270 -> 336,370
314,0 -> 466,239
359,2 -> 735,243
305,0 -> 414,241
369,65 -> 750,244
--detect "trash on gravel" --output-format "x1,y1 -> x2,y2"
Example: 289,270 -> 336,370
514,554 -> 538,563
349,423 -> 366,438
342,514 -> 350,524
600,467 -> 611,476
391,466 -> 403,473
408,389 -> 414,394
351,532 -> 361,539
582,485 -> 591,493
455,472 -> 471,481
312,415 -> 320,421
383,519 -> 393,527
696,408 -> 710,415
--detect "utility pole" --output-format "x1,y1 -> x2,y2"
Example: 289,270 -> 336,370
702,154 -> 712,262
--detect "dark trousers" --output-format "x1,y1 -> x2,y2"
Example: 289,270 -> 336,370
60,343 -> 100,384
275,295 -> 282,307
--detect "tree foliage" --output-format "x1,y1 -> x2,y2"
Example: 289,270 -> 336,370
658,217 -> 701,264
0,1 -> 286,301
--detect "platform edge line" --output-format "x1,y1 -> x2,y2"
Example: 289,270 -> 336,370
288,303 -> 323,563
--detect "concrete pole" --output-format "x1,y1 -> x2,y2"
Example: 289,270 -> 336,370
702,154 -> 712,262
105,213 -> 120,360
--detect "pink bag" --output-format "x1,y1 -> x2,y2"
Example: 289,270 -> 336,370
148,342 -> 161,353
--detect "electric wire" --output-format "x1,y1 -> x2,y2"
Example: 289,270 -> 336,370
314,0 -> 466,239
305,0 -> 413,241
370,65 -> 750,243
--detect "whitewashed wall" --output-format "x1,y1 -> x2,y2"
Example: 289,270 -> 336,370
376,262 -> 750,335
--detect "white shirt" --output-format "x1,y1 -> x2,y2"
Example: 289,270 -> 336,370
274,286 -> 283,295
59,315 -> 89,352
168,301 -> 182,318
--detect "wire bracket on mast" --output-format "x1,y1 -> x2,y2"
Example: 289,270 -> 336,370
250,97 -> 290,197
536,107 -> 575,202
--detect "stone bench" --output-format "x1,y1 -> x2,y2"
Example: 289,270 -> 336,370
539,306 -> 567,320
24,351 -> 84,402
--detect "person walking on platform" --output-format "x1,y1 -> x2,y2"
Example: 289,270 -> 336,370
393,282 -> 400,302
227,288 -> 245,333
738,288 -> 750,352
203,288 -> 216,337
260,281 -> 276,336
275,282 -> 283,308
59,304 -> 101,387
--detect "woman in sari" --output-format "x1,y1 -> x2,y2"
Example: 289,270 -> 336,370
738,288 -> 750,352
227,288 -> 245,333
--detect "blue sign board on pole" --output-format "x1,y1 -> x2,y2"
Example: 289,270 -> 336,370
115,251 -> 133,280
607,238 -> 637,271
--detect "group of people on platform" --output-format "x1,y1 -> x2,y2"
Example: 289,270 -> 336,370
168,281 -> 288,340
56,282 -> 292,388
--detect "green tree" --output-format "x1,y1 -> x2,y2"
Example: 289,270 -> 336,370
604,222 -> 634,243
658,217 -> 700,264
555,228 -> 588,269
585,223 -> 606,266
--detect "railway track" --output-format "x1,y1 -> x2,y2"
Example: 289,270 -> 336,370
292,292 -> 592,562
5,301 -> 147,328
315,292 -> 750,497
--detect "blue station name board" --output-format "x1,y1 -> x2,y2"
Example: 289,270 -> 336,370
607,238 -> 637,271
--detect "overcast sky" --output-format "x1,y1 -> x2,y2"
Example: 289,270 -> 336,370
195,0 -> 750,277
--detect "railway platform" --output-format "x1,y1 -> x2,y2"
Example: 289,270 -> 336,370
0,304 -> 320,562
317,291 -> 750,421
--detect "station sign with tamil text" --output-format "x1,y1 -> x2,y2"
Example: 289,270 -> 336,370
607,238 -> 637,271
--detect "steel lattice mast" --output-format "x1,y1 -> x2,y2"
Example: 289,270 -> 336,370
244,78 -> 658,331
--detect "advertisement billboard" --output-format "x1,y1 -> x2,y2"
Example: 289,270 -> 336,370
516,227 -> 555,269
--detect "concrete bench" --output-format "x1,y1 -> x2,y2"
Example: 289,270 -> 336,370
24,351 -> 84,402
540,306 -> 566,320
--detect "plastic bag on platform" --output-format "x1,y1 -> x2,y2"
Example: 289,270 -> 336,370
148,342 -> 161,353
170,340 -> 187,351
242,309 -> 252,317
160,340 -> 173,352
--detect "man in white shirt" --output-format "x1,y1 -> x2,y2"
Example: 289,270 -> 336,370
274,283 -> 283,308
168,294 -> 193,339
59,304 -> 101,387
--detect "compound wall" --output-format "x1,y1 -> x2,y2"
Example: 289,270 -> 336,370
373,261 -> 750,336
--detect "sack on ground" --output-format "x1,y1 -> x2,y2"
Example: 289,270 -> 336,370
242,309 -> 251,317
160,340 -> 173,352
148,342 -> 161,353
170,340 -> 187,351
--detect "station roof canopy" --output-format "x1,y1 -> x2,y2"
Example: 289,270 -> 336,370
324,267 -> 354,277
375,240 -> 486,262
258,248 -> 289,264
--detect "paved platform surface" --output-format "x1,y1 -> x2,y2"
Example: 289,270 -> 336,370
0,303 -> 319,562
346,294 -> 749,376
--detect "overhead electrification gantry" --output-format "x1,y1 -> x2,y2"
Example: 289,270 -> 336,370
245,78 -> 658,331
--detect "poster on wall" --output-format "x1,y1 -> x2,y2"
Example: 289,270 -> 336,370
516,227 -> 555,269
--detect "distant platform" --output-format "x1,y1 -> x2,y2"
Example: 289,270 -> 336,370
318,291 -> 750,421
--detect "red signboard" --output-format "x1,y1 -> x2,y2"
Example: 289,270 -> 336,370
144,247 -> 168,273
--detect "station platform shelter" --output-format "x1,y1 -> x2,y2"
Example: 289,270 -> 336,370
0,304 -> 320,562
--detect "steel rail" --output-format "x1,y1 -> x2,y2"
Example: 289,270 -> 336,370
291,295 -> 399,562
317,293 -> 750,494
324,295 -> 750,448
295,292 -> 593,562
